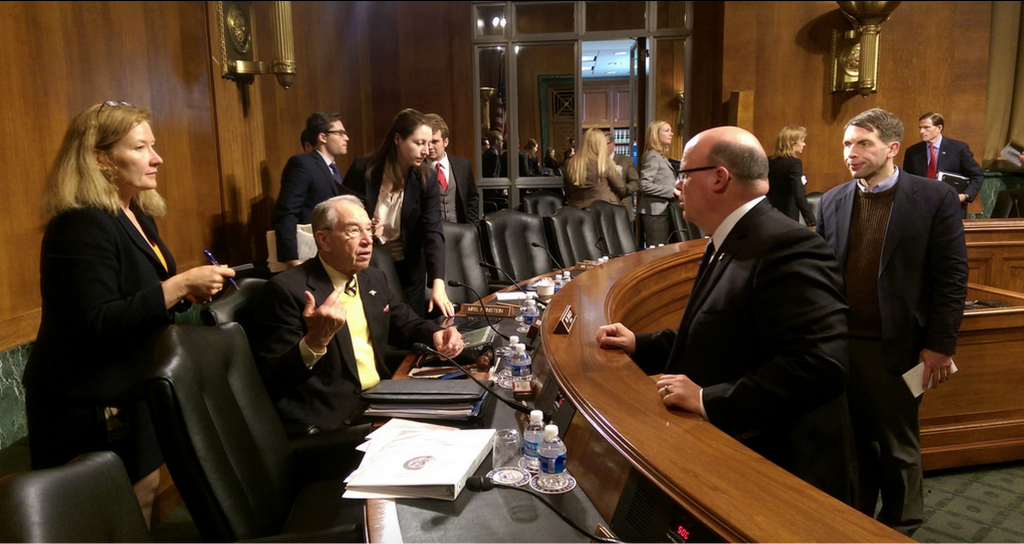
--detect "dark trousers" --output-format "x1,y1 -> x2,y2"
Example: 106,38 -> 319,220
848,338 -> 923,536
641,211 -> 671,247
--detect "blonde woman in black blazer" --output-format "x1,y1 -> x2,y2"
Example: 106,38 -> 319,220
24,101 -> 234,526
637,120 -> 677,246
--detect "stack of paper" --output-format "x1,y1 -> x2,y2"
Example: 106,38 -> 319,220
344,422 -> 495,501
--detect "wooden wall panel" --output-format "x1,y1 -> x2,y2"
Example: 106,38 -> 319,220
707,1 -> 991,195
0,1 -> 218,351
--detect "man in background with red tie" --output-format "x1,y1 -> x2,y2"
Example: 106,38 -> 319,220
425,113 -> 480,224
902,112 -> 984,219
272,111 -> 352,267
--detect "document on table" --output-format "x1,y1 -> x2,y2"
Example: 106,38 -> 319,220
902,360 -> 958,398
344,428 -> 496,501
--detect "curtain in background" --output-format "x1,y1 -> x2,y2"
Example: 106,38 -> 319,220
984,1 -> 1024,163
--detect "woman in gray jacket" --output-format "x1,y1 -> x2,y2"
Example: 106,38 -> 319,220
637,120 -> 677,246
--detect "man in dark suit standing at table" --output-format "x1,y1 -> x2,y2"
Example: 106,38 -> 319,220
272,111 -> 351,268
817,108 -> 968,536
596,126 -> 856,505
251,195 -> 464,436
902,112 -> 984,219
426,113 -> 480,224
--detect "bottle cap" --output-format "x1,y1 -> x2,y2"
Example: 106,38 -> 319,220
530,409 -> 543,421
515,343 -> 525,353
544,425 -> 558,438
509,335 -> 519,345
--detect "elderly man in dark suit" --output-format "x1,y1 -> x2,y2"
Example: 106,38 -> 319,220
902,112 -> 984,219
817,108 -> 968,536
251,195 -> 464,436
597,126 -> 856,505
426,113 -> 480,224
272,111 -> 351,267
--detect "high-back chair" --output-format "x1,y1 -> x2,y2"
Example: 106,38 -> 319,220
442,221 -> 490,304
803,191 -> 824,226
521,190 -> 564,217
145,323 -> 364,542
586,200 -> 636,257
0,451 -> 152,543
545,206 -> 603,267
481,209 -> 552,285
200,276 -> 268,326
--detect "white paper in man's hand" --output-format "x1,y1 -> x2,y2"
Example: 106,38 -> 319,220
902,360 -> 958,398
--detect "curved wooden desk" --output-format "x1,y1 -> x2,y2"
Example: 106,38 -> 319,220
539,241 -> 909,543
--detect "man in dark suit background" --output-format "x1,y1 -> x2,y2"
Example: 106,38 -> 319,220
606,130 -> 640,223
425,113 -> 480,224
272,111 -> 351,267
817,108 -> 968,536
252,195 -> 464,436
596,126 -> 856,505
902,112 -> 984,218
482,130 -> 503,178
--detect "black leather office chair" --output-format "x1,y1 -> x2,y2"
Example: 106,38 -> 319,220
803,191 -> 824,226
200,276 -> 268,326
146,323 -> 364,542
586,200 -> 636,257
521,190 -> 564,217
442,221 -> 490,303
369,248 -> 407,302
992,188 -> 1024,218
481,209 -> 552,285
667,202 -> 703,243
0,451 -> 152,543
545,206 -> 603,266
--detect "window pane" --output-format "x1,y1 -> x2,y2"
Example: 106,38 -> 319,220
656,1 -> 688,30
586,1 -> 645,32
516,2 -> 574,35
475,4 -> 507,38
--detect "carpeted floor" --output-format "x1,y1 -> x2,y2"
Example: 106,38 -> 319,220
151,460 -> 1024,542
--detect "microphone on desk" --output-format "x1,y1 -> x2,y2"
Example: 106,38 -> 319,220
411,342 -> 540,418
530,242 -> 565,272
479,261 -> 529,294
465,476 -> 621,543
666,229 -> 689,244
447,280 -> 511,342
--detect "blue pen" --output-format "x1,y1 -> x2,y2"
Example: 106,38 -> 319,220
203,250 -> 239,289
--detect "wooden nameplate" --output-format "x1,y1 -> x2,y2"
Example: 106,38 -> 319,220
462,303 -> 516,318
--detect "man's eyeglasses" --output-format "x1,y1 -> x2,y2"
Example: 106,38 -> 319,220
326,129 -> 348,138
323,225 -> 373,239
677,165 -> 720,183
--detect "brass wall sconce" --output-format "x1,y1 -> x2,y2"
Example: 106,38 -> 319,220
830,1 -> 900,97
217,1 -> 296,89
675,91 -> 685,128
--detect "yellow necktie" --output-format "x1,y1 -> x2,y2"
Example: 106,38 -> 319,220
339,276 -> 379,389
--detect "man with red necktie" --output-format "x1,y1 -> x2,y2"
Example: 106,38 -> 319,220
425,113 -> 480,224
902,112 -> 984,219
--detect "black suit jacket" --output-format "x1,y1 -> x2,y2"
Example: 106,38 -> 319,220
816,170 -> 968,373
447,154 -> 480,224
633,200 -> 855,503
767,156 -> 816,226
481,147 -> 500,178
903,137 -> 984,209
250,259 -> 440,433
343,156 -> 446,285
25,206 -> 179,402
272,151 -> 346,261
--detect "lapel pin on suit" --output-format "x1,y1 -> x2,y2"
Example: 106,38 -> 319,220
383,304 -> 390,313
369,290 -> 377,296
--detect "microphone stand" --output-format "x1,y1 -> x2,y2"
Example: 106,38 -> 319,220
411,343 -> 543,419
447,279 -> 510,342
479,261 -> 529,293
530,242 -> 565,272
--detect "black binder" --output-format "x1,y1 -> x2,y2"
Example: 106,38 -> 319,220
361,379 -> 485,404
937,171 -> 970,192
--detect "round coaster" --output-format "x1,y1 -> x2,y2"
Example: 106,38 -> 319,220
497,376 -> 514,389
486,467 -> 532,487
518,456 -> 541,473
529,473 -> 576,494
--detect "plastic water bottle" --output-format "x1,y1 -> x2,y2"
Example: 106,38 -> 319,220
511,343 -> 533,397
538,424 -> 567,488
562,271 -> 572,285
517,297 -> 538,333
553,274 -> 564,293
522,410 -> 545,471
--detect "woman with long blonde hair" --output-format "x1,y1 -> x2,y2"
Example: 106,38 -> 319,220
637,120 -> 677,245
25,101 -> 234,527
562,128 -> 628,208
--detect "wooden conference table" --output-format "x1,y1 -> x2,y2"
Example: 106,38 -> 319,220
369,240 -> 909,543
